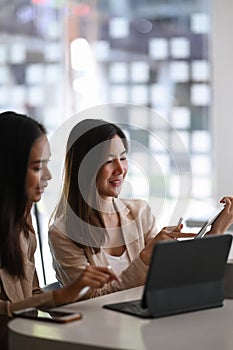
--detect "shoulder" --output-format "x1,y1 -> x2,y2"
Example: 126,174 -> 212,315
49,216 -> 67,238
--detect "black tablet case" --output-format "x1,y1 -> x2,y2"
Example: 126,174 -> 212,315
104,234 -> 232,318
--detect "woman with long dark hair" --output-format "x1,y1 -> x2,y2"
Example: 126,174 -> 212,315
49,119 -> 233,299
0,112 -> 118,316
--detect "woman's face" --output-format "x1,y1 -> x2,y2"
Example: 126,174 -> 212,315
96,135 -> 128,200
26,134 -> 52,202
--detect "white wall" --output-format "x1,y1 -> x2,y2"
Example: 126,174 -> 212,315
212,0 -> 233,200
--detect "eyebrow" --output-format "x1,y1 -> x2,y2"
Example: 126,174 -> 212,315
108,150 -> 127,157
30,159 -> 50,165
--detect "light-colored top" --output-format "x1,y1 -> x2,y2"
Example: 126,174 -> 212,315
49,198 -> 158,299
105,250 -> 130,275
0,231 -> 55,316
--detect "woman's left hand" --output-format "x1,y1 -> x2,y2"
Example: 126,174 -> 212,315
209,196 -> 233,234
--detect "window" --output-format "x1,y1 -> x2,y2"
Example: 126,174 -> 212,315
0,0 -> 213,284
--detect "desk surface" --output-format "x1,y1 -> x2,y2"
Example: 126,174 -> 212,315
8,286 -> 233,350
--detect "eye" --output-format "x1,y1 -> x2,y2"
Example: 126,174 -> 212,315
32,160 -> 50,171
33,166 -> 42,171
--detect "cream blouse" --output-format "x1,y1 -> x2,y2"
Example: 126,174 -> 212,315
105,250 -> 130,276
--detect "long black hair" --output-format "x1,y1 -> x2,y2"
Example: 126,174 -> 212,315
53,119 -> 128,252
0,111 -> 46,277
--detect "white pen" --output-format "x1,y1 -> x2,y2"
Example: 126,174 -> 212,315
177,217 -> 183,226
77,286 -> 91,300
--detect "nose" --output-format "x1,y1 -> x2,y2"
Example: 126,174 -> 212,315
113,158 -> 124,175
42,166 -> 52,181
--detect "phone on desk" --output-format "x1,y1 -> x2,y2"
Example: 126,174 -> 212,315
195,205 -> 225,239
13,307 -> 82,323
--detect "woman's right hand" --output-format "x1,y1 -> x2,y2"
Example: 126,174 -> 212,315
140,225 -> 195,266
53,266 -> 119,306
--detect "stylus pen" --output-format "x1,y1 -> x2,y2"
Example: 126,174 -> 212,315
77,286 -> 91,300
177,217 -> 183,226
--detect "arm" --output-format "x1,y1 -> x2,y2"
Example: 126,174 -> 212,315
49,227 -> 90,285
0,266 -> 118,316
0,289 -> 56,316
209,196 -> 233,234
49,227 -> 123,297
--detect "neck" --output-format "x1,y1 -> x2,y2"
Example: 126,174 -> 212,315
97,196 -> 116,215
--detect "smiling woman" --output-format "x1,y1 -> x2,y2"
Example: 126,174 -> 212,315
48,119 -> 195,299
96,135 -> 128,200
0,111 -> 119,316
49,118 -> 233,298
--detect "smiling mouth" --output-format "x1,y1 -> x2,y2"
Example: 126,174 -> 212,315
37,185 -> 47,193
109,179 -> 123,185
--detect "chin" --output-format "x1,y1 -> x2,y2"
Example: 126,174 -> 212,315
112,191 -> 121,198
31,195 -> 42,202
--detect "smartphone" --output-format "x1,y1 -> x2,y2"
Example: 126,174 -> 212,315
195,205 -> 225,239
13,307 -> 82,323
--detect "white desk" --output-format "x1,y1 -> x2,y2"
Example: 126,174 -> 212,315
8,286 -> 233,350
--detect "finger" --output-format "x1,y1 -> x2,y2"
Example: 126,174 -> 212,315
167,226 -> 183,233
85,266 -> 121,284
173,224 -> 183,232
107,265 -> 122,284
81,272 -> 109,288
220,197 -> 233,206
162,225 -> 180,234
170,232 -> 196,239
163,224 -> 184,232
159,230 -> 176,241
162,225 -> 176,230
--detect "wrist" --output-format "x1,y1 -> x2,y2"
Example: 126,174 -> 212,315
53,288 -> 66,307
210,223 -> 226,234
140,250 -> 149,266
53,284 -> 81,307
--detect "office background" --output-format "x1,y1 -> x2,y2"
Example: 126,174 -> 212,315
0,0 -> 232,285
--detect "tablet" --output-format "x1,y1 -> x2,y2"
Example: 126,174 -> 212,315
195,205 -> 225,239
103,234 -> 232,318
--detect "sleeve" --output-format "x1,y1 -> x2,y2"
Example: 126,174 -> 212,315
0,291 -> 56,317
49,227 -> 89,286
0,233 -> 56,316
32,270 -> 44,295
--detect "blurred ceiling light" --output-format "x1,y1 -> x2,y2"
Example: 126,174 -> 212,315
71,38 -> 99,108
31,0 -> 47,4
72,4 -> 90,16
71,38 -> 95,72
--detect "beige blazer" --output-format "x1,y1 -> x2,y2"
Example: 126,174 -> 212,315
49,198 -> 158,299
0,232 -> 55,316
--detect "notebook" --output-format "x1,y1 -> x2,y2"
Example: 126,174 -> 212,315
103,234 -> 232,318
